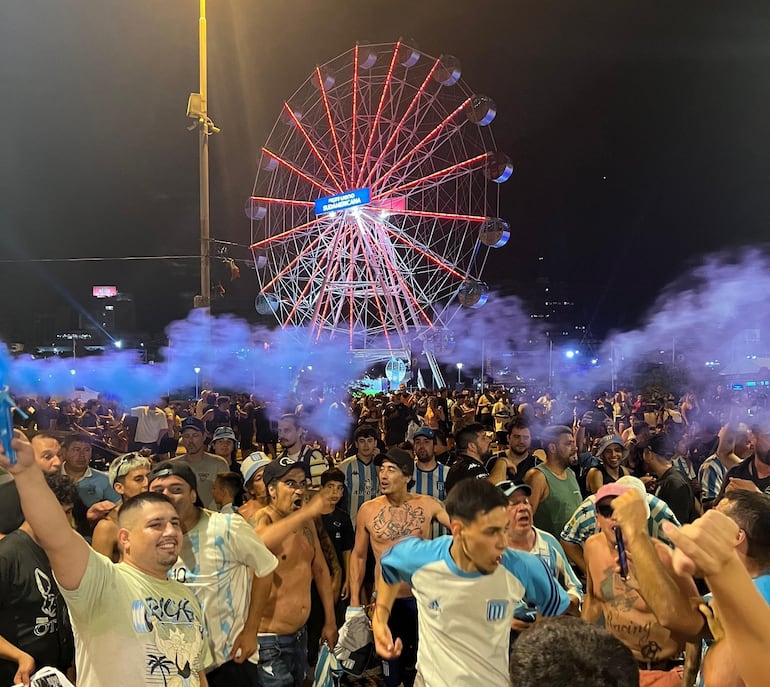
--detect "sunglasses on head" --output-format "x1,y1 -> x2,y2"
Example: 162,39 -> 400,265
596,502 -> 615,518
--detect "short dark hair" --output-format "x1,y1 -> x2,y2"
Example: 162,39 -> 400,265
118,491 -> 175,527
45,473 -> 78,507
509,617 -> 638,687
354,425 -> 379,440
507,416 -> 530,434
29,431 -> 61,444
214,471 -> 244,496
61,432 -> 93,449
321,468 -> 346,486
455,423 -> 485,451
542,425 -> 572,451
720,491 -> 770,571
446,478 -> 507,523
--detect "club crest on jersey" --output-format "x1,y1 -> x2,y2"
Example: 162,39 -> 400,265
486,599 -> 508,621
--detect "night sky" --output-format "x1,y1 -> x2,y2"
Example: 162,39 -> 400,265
1,1 -> 767,344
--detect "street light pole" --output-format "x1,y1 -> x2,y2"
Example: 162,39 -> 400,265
456,362 -> 463,384
189,0 -> 218,310
198,0 -> 210,310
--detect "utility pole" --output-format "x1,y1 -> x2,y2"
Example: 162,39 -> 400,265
188,0 -> 219,310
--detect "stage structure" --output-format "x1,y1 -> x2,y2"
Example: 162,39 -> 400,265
248,41 -> 512,385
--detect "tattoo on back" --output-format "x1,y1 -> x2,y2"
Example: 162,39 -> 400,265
372,502 -> 426,541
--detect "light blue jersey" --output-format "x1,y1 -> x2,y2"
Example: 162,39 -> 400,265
381,536 -> 569,687
338,456 -> 379,526
410,463 -> 449,538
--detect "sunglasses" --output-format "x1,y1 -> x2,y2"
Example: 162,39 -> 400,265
596,502 -> 615,518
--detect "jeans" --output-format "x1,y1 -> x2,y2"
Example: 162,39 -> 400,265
255,627 -> 307,687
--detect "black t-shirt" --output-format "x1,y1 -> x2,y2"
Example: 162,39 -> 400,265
656,467 -> 698,524
0,481 -> 23,535
321,506 -> 355,583
445,454 -> 490,495
718,456 -> 770,501
0,530 -> 74,684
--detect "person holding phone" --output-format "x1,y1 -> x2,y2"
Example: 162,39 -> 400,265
582,484 -> 702,683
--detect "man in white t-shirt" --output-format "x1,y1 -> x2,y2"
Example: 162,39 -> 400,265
0,431 -> 211,687
149,461 -> 278,686
130,402 -> 170,453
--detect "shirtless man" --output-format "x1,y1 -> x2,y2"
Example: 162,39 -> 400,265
252,457 -> 338,687
350,448 -> 450,687
92,452 -> 151,561
582,483 -> 702,680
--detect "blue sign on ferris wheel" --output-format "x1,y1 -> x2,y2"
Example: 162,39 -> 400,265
314,187 -> 371,216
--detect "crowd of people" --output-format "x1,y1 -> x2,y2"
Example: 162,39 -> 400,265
0,380 -> 768,687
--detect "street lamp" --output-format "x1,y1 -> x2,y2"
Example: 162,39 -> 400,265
456,362 -> 463,384
193,367 -> 201,398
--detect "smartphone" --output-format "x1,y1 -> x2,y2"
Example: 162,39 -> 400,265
613,525 -> 629,579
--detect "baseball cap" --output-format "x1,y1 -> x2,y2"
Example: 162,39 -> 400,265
615,475 -> 651,517
593,434 -> 625,458
413,427 -> 435,440
647,434 -> 675,459
595,483 -> 630,503
262,456 -> 309,487
148,460 -> 204,507
180,416 -> 205,433
241,451 -> 272,485
374,448 -> 414,476
496,480 -> 532,498
212,426 -> 236,443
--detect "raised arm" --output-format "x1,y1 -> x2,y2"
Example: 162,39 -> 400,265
0,431 -> 89,590
612,489 -> 703,638
253,492 -> 330,551
666,511 -> 770,687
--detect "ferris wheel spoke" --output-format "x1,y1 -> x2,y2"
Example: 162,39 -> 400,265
370,97 -> 472,194
257,223 -> 335,291
389,208 -> 487,223
378,222 -> 467,280
262,147 -> 336,195
310,224 -> 347,336
249,195 -> 315,209
250,216 -> 324,251
315,67 -> 349,189
355,42 -> 402,188
360,57 -> 442,189
356,222 -> 411,338
282,104 -> 345,193
375,152 -> 489,199
351,44 -> 359,183
363,220 -> 434,329
281,232 -> 339,328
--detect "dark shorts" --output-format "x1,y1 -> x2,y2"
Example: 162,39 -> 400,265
256,628 -> 307,687
382,597 -> 418,687
207,658 -> 261,687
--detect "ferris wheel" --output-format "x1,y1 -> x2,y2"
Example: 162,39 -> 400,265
247,40 -> 512,362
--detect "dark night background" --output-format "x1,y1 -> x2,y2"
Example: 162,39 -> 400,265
0,1 -> 767,346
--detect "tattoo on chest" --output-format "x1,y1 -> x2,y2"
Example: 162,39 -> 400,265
302,526 -> 314,548
372,503 -> 426,541
599,566 -> 638,612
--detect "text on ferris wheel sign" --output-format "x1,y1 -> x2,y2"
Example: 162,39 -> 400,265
314,187 -> 371,216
